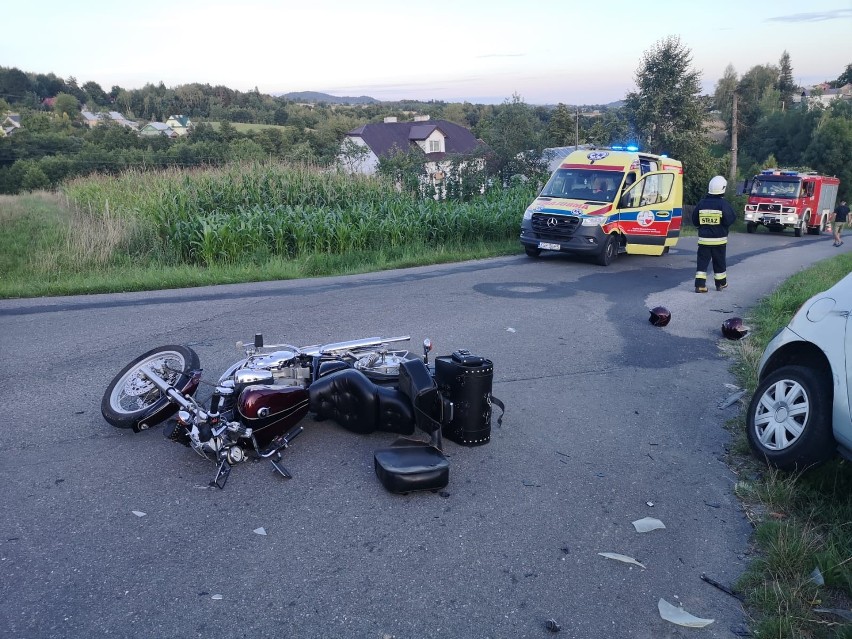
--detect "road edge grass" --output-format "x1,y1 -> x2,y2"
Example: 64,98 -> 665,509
722,253 -> 852,638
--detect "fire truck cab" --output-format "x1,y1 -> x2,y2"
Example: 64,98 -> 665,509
519,148 -> 683,266
743,169 -> 840,237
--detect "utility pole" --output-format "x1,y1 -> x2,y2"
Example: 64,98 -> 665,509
575,107 -> 579,147
729,92 -> 738,189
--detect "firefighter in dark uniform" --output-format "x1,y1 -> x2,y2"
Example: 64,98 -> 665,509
692,176 -> 737,293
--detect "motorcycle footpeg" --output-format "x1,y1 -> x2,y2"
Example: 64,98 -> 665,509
270,459 -> 293,480
258,425 -> 304,458
211,459 -> 232,489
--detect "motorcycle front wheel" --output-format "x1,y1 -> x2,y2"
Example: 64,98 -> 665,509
102,345 -> 200,429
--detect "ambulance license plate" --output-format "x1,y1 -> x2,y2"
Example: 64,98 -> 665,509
538,242 -> 560,250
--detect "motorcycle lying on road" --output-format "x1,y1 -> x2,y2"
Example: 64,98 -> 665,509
101,334 -> 500,490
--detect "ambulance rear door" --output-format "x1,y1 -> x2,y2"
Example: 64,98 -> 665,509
616,170 -> 680,255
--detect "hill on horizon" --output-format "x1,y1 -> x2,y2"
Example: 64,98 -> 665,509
279,91 -> 379,105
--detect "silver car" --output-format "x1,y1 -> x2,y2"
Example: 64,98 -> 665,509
746,272 -> 852,469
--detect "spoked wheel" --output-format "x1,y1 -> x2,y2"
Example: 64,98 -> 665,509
746,365 -> 834,470
101,345 -> 200,429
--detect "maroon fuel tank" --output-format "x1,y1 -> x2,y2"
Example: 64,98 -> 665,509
237,385 -> 310,448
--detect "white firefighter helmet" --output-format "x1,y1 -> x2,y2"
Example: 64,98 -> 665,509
708,175 -> 727,195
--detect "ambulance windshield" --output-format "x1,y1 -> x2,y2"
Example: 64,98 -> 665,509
540,168 -> 625,203
750,178 -> 801,199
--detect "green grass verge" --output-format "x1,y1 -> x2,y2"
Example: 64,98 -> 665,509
726,253 -> 852,639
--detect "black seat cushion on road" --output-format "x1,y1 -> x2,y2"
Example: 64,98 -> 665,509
309,368 -> 415,435
374,438 -> 449,494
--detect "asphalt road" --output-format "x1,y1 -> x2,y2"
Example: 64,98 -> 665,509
0,230 -> 846,639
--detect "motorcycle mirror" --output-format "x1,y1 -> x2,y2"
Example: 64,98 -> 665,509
423,338 -> 432,353
254,333 -> 264,348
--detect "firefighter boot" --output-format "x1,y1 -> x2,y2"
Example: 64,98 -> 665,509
695,271 -> 708,293
715,275 -> 728,291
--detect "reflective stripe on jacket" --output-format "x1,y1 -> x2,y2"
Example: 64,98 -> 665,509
692,194 -> 736,245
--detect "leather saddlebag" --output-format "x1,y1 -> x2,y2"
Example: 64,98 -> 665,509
434,351 -> 494,446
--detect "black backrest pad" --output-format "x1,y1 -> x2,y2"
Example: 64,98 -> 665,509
398,359 -> 442,433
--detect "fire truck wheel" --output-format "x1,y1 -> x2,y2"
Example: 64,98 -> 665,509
794,220 -> 805,237
746,222 -> 757,233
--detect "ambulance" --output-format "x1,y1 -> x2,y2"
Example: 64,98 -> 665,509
519,147 -> 683,265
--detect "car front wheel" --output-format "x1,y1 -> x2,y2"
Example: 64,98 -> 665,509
746,365 -> 834,470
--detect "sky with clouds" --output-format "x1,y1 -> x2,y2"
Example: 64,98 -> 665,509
3,0 -> 850,104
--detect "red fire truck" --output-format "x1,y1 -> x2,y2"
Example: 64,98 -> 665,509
743,169 -> 840,236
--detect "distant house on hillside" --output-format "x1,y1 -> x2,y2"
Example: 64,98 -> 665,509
793,83 -> 852,108
166,115 -> 193,136
42,97 -> 56,109
82,110 -> 138,130
341,116 -> 484,181
139,122 -> 178,138
1,113 -> 22,137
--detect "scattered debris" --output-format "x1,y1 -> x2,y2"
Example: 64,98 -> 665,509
598,552 -> 646,569
253,527 -> 267,536
646,501 -> 654,507
700,573 -> 744,601
809,566 -> 825,586
632,517 -> 666,533
704,501 -> 721,509
211,594 -> 223,600
718,389 -> 747,409
724,383 -> 741,391
658,598 -> 714,627
132,511 -> 146,518
506,327 -> 516,333
545,618 -> 561,633
522,481 -> 542,487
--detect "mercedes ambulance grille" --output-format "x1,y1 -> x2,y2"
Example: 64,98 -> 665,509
531,213 -> 580,239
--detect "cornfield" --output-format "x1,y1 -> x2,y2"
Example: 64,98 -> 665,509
63,162 -> 532,266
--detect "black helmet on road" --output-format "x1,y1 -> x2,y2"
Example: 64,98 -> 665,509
722,317 -> 749,340
649,306 -> 671,327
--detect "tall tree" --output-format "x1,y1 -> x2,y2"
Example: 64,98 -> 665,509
624,35 -> 704,152
53,92 -> 79,117
777,51 -> 796,110
714,64 -> 739,135
479,93 -> 545,182
624,36 -> 713,201
546,103 -> 576,146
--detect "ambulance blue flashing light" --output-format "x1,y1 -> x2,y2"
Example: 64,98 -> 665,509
609,144 -> 640,152
626,145 -> 639,152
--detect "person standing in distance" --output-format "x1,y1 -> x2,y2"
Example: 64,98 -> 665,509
831,199 -> 848,247
692,176 -> 737,293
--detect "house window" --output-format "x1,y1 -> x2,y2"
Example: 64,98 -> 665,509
429,140 -> 441,153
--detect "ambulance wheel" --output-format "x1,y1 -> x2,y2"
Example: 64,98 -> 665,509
746,222 -> 757,233
524,246 -> 541,258
595,234 -> 618,266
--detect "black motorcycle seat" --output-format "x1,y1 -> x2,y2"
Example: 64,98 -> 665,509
308,369 -> 415,435
374,438 -> 449,494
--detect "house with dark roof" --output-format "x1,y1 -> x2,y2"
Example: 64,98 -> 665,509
341,116 -> 483,176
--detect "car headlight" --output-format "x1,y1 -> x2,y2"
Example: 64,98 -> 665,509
581,216 -> 608,226
523,209 -> 533,220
